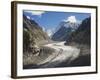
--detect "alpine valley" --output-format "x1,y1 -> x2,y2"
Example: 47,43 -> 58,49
23,14 -> 91,69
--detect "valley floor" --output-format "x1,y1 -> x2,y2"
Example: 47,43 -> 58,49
23,41 -> 91,69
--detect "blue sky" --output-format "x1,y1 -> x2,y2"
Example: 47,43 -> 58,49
23,10 -> 90,31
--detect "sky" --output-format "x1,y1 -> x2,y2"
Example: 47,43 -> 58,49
23,10 -> 91,36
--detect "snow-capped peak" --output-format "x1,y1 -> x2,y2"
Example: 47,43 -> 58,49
53,16 -> 81,34
60,16 -> 82,29
63,16 -> 77,23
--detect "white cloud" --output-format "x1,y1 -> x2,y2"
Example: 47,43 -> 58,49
26,16 -> 31,20
25,10 -> 45,17
64,16 -> 77,23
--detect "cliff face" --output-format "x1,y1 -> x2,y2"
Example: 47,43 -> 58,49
23,15 -> 49,52
65,17 -> 91,45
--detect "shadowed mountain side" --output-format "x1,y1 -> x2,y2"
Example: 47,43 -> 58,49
65,17 -> 91,45
63,17 -> 91,68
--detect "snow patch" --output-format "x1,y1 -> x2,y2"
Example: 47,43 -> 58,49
64,16 -> 77,23
46,29 -> 53,37
26,16 -> 31,20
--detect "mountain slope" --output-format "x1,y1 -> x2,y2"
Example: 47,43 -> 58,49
64,17 -> 91,67
51,21 -> 80,41
23,14 -> 49,52
65,17 -> 91,45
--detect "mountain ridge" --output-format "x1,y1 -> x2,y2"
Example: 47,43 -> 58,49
51,20 -> 80,41
65,17 -> 91,45
23,14 -> 50,52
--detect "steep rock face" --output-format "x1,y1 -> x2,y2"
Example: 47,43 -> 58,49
23,15 -> 49,52
65,17 -> 91,45
51,21 -> 80,41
